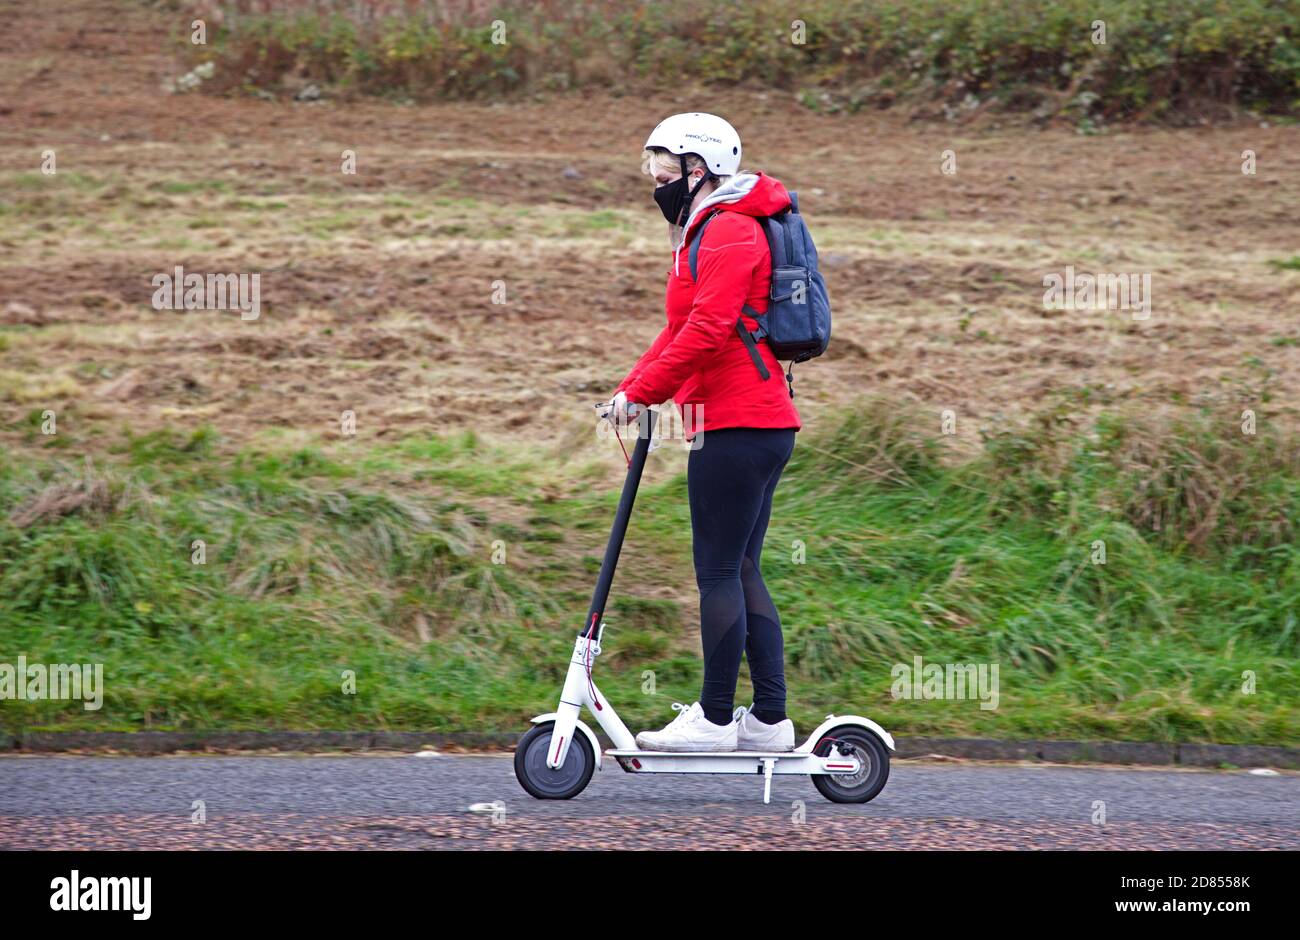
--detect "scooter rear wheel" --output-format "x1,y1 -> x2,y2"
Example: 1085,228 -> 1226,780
811,724 -> 890,804
514,721 -> 596,800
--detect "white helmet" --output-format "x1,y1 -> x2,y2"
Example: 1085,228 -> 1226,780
644,112 -> 742,176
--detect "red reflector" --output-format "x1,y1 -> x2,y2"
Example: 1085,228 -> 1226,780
631,758 -> 642,770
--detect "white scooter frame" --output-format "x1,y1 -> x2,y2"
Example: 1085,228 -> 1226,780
515,406 -> 894,805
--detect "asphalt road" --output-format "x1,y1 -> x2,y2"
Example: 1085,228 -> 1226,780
1,753 -> 1296,849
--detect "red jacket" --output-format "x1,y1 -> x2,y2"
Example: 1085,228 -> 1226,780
619,172 -> 802,436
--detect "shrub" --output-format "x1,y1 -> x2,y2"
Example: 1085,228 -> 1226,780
177,0 -> 1300,119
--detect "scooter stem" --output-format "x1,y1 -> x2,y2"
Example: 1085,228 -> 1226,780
579,407 -> 657,639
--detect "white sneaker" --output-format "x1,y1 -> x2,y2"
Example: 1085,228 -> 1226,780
635,702 -> 738,752
734,705 -> 795,752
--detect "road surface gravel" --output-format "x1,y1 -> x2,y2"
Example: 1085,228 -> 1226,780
1,753 -> 1295,850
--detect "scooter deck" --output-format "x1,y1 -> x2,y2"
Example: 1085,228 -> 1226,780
606,748 -> 811,758
605,748 -> 861,792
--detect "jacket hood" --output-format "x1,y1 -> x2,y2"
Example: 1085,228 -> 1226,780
684,172 -> 790,232
672,172 -> 791,274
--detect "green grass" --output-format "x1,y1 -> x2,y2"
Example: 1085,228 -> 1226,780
149,179 -> 232,195
1,401 -> 1297,743
5,171 -> 104,192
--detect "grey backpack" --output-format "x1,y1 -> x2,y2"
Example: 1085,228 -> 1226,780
688,192 -> 831,397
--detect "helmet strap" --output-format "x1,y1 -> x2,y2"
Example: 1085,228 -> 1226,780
678,154 -> 714,226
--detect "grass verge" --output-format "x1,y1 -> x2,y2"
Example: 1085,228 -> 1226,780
1,400 -> 1297,743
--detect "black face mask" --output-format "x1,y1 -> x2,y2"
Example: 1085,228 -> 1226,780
654,155 -> 710,225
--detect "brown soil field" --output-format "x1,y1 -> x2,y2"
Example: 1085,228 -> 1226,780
2,0 -> 1299,460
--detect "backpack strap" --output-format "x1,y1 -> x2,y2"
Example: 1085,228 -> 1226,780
691,212 -> 777,383
735,305 -> 770,381
686,210 -> 722,282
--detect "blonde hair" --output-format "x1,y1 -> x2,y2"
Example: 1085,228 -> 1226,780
642,148 -> 730,184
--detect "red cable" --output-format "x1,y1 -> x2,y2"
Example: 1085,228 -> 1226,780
584,613 -> 601,709
615,424 -> 631,467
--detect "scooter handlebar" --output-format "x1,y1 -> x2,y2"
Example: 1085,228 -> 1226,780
594,399 -> 646,421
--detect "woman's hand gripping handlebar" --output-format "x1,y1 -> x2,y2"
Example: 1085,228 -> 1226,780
595,395 -> 656,465
595,391 -> 644,424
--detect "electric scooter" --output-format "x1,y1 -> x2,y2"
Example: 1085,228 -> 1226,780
514,405 -> 894,804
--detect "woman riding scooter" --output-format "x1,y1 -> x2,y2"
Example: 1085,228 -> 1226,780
606,112 -> 801,753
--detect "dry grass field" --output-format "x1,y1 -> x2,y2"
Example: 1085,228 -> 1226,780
2,1 -> 1298,458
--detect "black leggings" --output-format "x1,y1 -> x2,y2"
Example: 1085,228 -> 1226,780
687,427 -> 796,725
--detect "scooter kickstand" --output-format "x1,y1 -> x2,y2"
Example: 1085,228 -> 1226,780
760,758 -> 777,804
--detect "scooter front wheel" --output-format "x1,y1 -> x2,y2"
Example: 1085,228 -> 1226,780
514,721 -> 595,800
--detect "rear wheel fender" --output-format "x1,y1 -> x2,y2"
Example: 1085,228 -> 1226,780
798,714 -> 894,752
